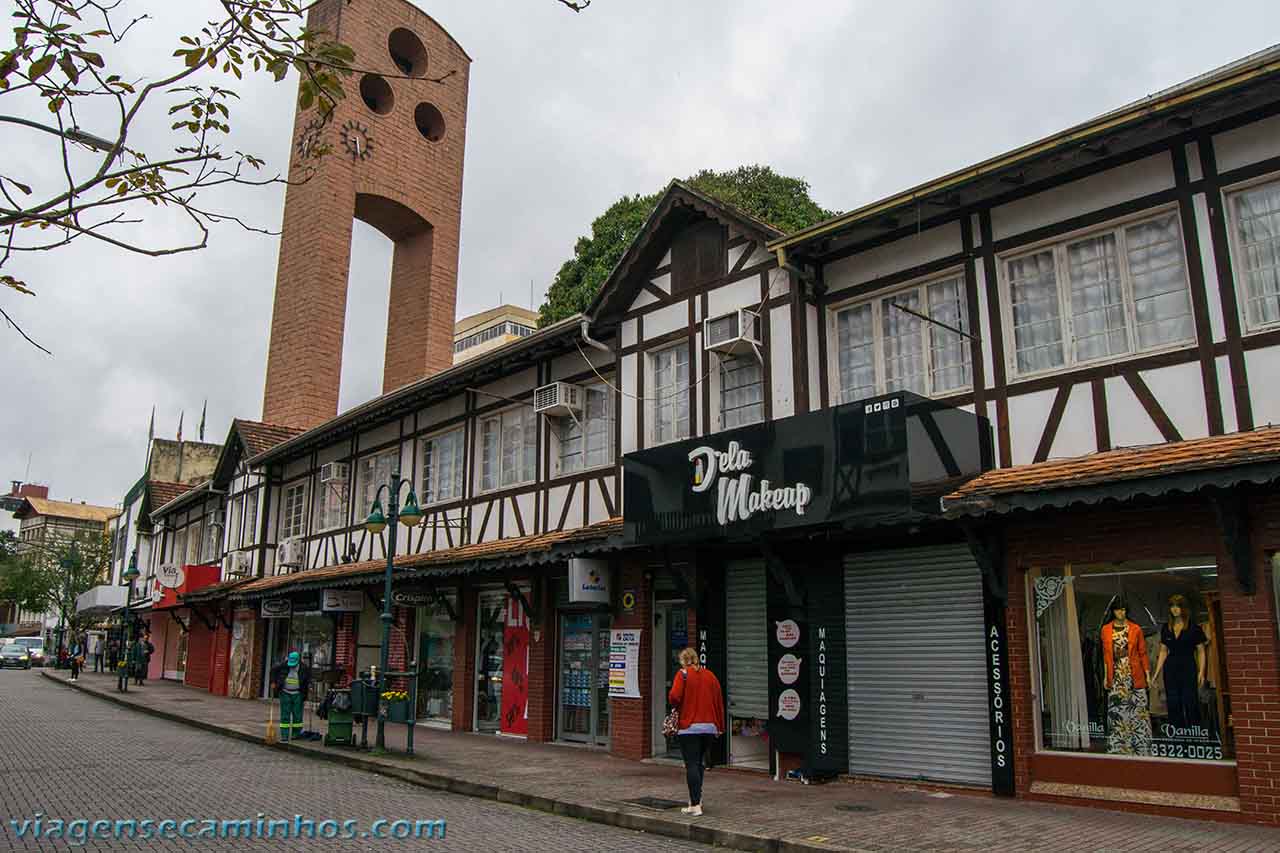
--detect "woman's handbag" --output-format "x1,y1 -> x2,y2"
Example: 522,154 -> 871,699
662,670 -> 686,737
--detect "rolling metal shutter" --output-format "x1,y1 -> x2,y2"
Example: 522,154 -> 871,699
725,560 -> 768,720
845,545 -> 991,787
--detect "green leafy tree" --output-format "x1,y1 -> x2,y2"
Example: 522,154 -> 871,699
0,530 -> 112,637
538,165 -> 836,326
0,0 -> 585,352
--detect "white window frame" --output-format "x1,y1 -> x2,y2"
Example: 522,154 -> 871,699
477,406 -> 536,493
316,461 -> 352,532
421,426 -> 466,505
647,343 -> 691,446
281,481 -> 308,540
554,381 -> 615,476
828,268 -> 973,404
998,206 -> 1195,379
243,488 -> 259,547
1223,171 -> 1280,333
356,449 -> 400,521
711,352 -> 765,431
201,509 -> 221,563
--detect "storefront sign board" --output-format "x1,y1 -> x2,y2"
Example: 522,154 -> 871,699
569,558 -> 611,604
260,598 -> 291,619
983,593 -> 1015,796
321,589 -> 363,612
156,564 -> 186,589
608,629 -> 641,698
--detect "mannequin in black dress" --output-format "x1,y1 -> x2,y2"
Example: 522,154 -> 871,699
1151,594 -> 1208,728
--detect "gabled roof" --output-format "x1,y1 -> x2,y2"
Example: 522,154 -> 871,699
151,479 -> 222,521
942,427 -> 1280,517
13,497 -> 118,524
586,180 -> 784,324
140,481 -> 198,527
211,419 -> 304,485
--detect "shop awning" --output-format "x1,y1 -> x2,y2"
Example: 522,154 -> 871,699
191,517 -> 624,602
75,584 -> 127,617
940,427 -> 1280,518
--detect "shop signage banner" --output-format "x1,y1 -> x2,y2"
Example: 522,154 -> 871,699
569,558 -> 611,604
983,593 -> 1015,796
623,393 -> 991,545
500,595 -> 530,736
260,598 -> 292,619
321,589 -> 363,612
156,564 -> 186,589
380,584 -> 438,609
608,629 -> 642,698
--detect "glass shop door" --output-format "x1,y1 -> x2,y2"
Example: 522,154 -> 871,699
557,611 -> 611,746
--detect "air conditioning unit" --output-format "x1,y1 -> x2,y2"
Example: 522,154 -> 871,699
228,551 -> 252,577
319,461 -> 349,484
703,308 -> 762,356
277,537 -> 302,568
533,382 -> 583,416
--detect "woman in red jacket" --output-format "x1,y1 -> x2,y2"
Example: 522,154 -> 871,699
668,647 -> 725,816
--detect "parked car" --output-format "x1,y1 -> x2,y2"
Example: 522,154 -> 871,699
13,638 -> 46,667
0,643 -> 31,670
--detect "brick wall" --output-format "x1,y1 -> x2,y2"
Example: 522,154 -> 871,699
527,576 -> 556,743
335,613 -> 356,688
387,605 -> 411,692
261,0 -> 471,429
453,584 -> 476,731
1004,495 -> 1280,825
610,559 -> 652,760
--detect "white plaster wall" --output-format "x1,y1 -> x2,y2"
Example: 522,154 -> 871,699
707,277 -> 759,317
1049,384 -> 1095,459
806,303 -> 821,412
1007,388 -> 1057,466
282,458 -> 309,481
824,222 -> 962,294
500,497 -> 518,539
1193,194 -> 1227,342
357,420 -> 399,451
651,271 -> 672,294
1104,376 -> 1166,449
631,288 -> 659,310
1141,362 -> 1210,440
990,153 -> 1175,241
587,479 -> 609,524
727,242 -> 751,273
659,249 -> 672,267
744,246 -> 773,267
770,305 -> 794,418
620,353 -> 638,453
479,367 -> 537,404
1246,347 -> 1280,427
1185,141 -> 1203,183
549,347 -> 613,383
419,395 -> 464,432
515,492 -> 537,535
622,318 -> 638,349
546,485 -> 570,532
1212,113 -> 1280,173
643,301 -> 687,338
692,335 -> 705,437
973,256 -> 996,389
315,442 -> 347,465
1216,355 -> 1238,434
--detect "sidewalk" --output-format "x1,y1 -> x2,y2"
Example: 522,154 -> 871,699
44,670 -> 1279,853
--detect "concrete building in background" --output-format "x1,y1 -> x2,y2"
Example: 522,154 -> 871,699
453,305 -> 538,363
2,482 -> 117,639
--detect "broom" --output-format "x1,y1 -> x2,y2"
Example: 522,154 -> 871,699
265,697 -> 278,745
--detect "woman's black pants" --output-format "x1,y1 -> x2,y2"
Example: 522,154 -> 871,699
679,733 -> 714,805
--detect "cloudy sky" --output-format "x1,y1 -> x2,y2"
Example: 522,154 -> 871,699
3,0 -> 1280,523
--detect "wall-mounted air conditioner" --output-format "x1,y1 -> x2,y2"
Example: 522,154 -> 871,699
228,551 -> 252,577
276,537 -> 302,569
318,461 -> 349,484
703,308 -> 762,356
533,382 -> 583,417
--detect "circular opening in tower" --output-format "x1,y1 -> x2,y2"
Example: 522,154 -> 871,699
360,74 -> 394,115
387,28 -> 429,77
414,102 -> 446,142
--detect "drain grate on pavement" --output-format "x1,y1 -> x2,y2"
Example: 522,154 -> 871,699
620,796 -> 687,811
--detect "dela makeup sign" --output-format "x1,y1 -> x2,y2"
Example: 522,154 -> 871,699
688,440 -> 812,526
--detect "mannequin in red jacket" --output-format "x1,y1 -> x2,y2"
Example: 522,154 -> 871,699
668,647 -> 726,816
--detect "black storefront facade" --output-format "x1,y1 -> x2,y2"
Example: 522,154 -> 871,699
624,392 -> 1014,793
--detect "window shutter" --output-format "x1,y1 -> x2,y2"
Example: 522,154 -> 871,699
695,221 -> 725,283
671,220 -> 725,293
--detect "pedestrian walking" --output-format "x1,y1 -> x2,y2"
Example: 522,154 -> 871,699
270,651 -> 310,743
106,636 -> 118,673
68,635 -> 84,682
90,634 -> 103,673
667,647 -> 725,817
131,633 -> 153,686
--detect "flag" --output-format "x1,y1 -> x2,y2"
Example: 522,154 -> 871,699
147,406 -> 155,444
177,411 -> 184,443
198,400 -> 206,442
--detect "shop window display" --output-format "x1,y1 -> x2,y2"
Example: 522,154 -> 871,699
416,597 -> 456,724
1031,559 -> 1232,762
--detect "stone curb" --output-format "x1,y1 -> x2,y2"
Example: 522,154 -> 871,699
41,672 -> 845,853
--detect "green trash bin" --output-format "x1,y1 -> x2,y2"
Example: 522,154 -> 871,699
324,689 -> 356,747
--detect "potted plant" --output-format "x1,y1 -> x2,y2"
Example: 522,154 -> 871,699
382,689 -> 411,723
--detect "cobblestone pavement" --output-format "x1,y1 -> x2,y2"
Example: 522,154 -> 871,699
0,671 -> 717,851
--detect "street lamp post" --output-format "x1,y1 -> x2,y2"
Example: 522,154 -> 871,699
55,543 -> 79,669
119,550 -> 139,693
363,471 -> 423,750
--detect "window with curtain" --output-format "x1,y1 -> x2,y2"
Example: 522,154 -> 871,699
558,383 -> 613,475
834,275 -> 971,403
172,528 -> 187,564
479,408 -> 536,491
1005,211 -> 1193,375
243,489 -> 259,546
201,512 -> 220,562
422,428 -> 465,503
185,520 -> 201,565
357,451 -> 398,519
281,482 -> 308,540
719,355 -> 763,429
318,464 -> 351,531
229,495 -> 245,550
1228,179 -> 1280,330
650,345 -> 690,444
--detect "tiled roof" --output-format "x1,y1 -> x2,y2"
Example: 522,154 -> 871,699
148,481 -> 195,510
234,419 -> 304,457
942,427 -> 1280,513
16,497 -> 117,524
211,517 -> 624,600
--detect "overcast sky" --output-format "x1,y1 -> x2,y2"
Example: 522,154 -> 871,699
3,0 -> 1280,523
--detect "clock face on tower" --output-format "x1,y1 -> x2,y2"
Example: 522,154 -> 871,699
341,120 -> 373,162
295,116 -> 327,160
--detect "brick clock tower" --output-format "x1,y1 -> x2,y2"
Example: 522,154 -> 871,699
262,0 -> 470,430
